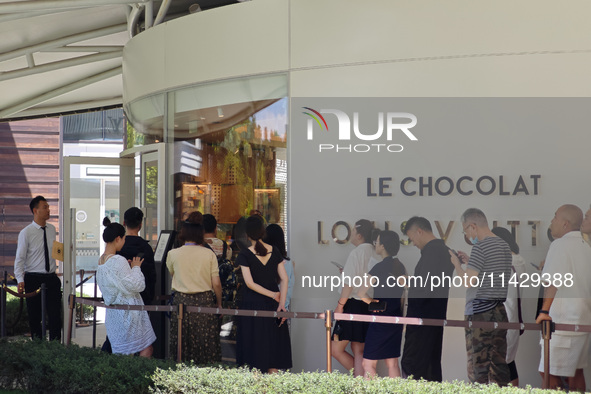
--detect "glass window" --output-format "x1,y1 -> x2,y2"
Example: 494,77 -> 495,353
170,74 -> 288,241
62,108 -> 126,141
126,93 -> 165,149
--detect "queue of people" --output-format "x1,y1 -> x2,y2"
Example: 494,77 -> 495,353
14,195 -> 591,389
331,217 -> 455,381
330,206 -> 591,391
100,208 -> 292,370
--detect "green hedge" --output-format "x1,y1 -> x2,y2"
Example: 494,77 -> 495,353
0,339 -> 174,393
151,365 -> 555,394
0,339 -> 556,393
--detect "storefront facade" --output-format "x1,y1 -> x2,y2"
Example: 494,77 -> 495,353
121,0 -> 591,384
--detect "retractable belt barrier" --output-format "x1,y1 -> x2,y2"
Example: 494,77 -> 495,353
0,267 -> 577,389
0,270 -> 95,340
68,293 -> 584,388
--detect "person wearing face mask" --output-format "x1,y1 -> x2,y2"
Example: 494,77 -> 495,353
449,208 -> 512,386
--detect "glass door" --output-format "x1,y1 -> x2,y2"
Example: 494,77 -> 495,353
62,156 -> 134,336
121,143 -> 167,245
122,143 -> 167,358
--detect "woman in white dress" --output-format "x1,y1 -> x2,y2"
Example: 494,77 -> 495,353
97,217 -> 156,357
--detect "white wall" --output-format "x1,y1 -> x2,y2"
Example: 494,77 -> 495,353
122,0 -> 591,386
288,97 -> 591,384
123,0 -> 289,104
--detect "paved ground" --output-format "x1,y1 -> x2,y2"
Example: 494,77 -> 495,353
70,321 -> 107,349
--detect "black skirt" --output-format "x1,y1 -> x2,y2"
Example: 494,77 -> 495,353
363,299 -> 403,360
332,298 -> 370,343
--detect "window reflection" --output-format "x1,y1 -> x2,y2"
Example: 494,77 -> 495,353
124,74 -> 289,242
173,97 -> 287,241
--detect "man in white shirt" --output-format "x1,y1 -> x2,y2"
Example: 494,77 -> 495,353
536,204 -> 591,391
580,206 -> 591,246
14,196 -> 62,340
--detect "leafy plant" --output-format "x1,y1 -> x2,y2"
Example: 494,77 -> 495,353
151,366 -> 556,394
0,339 -> 174,394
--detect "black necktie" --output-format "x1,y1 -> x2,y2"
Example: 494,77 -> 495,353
42,226 -> 50,272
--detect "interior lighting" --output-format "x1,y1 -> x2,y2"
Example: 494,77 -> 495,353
189,4 -> 202,13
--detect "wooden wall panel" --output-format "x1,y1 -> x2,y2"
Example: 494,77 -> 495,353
0,118 -> 60,275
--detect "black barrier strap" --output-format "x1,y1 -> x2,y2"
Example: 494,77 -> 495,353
75,275 -> 94,288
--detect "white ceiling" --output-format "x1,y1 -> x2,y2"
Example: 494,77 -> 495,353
0,0 -> 239,120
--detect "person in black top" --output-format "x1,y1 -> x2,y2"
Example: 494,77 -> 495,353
401,216 -> 454,382
236,215 -> 292,372
358,230 -> 406,378
118,207 -> 156,305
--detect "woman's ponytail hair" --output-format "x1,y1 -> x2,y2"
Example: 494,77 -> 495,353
102,217 -> 125,243
245,215 -> 267,256
254,240 -> 267,256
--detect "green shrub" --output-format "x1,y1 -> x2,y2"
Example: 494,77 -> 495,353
0,339 -> 175,394
4,291 -> 29,336
150,366 -> 556,394
0,339 -> 559,393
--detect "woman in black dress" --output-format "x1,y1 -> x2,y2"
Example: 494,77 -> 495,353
236,215 -> 292,372
359,230 -> 406,378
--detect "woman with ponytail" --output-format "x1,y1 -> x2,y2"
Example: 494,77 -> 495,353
236,215 -> 292,372
97,217 -> 156,357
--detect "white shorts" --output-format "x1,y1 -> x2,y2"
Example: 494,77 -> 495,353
538,333 -> 590,377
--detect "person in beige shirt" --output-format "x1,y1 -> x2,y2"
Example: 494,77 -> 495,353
166,221 -> 222,363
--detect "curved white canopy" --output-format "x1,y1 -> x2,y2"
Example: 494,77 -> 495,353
0,0 -> 238,120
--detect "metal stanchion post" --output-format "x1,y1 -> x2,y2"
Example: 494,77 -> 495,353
542,319 -> 553,389
1,271 -> 6,338
79,270 -> 85,325
325,309 -> 333,373
41,283 -> 47,340
66,294 -> 75,346
177,304 -> 184,362
92,276 -> 97,349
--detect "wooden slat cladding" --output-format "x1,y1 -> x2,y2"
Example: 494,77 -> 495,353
0,151 -> 60,166
0,133 -> 60,148
3,118 -> 60,132
0,184 -> 59,200
0,118 -> 60,273
1,167 -> 59,183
